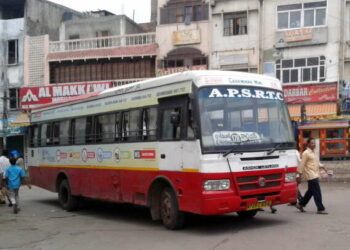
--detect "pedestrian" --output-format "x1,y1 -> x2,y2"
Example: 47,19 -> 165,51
0,150 -> 11,205
296,138 -> 330,214
3,157 -> 31,214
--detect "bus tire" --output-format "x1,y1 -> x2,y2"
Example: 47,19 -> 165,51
58,179 -> 78,211
237,210 -> 258,218
160,187 -> 184,230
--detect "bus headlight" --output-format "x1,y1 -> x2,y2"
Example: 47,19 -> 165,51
285,173 -> 296,182
203,179 -> 230,191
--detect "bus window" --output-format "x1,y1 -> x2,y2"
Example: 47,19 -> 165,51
29,126 -> 35,147
86,116 -> 94,143
115,113 -> 121,141
142,108 -> 157,141
161,108 -> 181,140
75,118 -> 86,144
46,123 -> 53,145
69,119 -> 75,144
60,120 -> 70,145
52,122 -> 60,145
96,113 -> 116,143
129,110 -> 141,142
41,123 -> 48,146
122,112 -> 129,141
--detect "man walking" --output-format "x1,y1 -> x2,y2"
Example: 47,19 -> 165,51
296,138 -> 329,214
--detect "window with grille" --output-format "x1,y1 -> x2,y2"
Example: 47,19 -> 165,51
275,56 -> 326,84
277,1 -> 326,30
224,12 -> 248,36
7,40 -> 18,65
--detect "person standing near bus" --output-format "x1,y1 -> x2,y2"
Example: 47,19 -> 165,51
296,138 -> 329,214
4,157 -> 31,214
0,150 -> 11,205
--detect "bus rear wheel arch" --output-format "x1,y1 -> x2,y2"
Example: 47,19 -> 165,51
58,179 -> 78,211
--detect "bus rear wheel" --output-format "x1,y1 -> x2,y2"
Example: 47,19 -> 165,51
160,187 -> 184,230
237,210 -> 258,218
58,179 -> 78,211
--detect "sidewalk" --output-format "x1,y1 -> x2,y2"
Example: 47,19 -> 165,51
319,160 -> 350,182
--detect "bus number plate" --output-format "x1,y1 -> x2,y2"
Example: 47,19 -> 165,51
246,201 -> 272,211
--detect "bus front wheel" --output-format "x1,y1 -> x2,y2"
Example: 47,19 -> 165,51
237,210 -> 258,218
58,179 -> 78,211
160,187 -> 184,230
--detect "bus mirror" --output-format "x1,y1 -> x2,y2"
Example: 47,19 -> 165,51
170,112 -> 180,126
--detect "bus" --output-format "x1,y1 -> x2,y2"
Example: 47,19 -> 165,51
28,71 -> 299,229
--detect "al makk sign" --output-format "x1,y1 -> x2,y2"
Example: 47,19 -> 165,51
20,82 -> 113,109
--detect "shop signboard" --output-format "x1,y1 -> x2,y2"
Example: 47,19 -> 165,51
20,82 -> 113,109
283,83 -> 337,103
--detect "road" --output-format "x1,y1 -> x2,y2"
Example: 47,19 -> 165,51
0,182 -> 349,250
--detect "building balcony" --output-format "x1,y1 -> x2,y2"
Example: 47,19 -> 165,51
48,32 -> 158,61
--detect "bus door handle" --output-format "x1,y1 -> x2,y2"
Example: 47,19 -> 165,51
161,154 -> 166,159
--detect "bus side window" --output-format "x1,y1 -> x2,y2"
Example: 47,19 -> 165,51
70,119 -> 75,145
46,123 -> 53,145
86,116 -> 94,143
142,107 -> 157,141
60,120 -> 70,145
115,113 -> 121,141
96,113 -> 115,143
52,122 -> 60,145
161,108 -> 181,140
41,123 -> 48,146
75,118 -> 86,144
122,111 -> 129,141
29,126 -> 35,147
129,109 -> 141,142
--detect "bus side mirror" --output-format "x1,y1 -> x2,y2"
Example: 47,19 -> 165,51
170,112 -> 180,126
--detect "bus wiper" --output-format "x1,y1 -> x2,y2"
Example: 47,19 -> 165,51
223,147 -> 237,157
266,143 -> 284,155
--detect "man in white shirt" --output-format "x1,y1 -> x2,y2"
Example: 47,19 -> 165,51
0,150 -> 11,205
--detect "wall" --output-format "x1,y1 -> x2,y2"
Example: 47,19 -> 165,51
210,0 -> 260,70
25,0 -> 83,41
263,0 -> 341,83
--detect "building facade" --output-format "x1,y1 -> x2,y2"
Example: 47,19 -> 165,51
0,0 -> 82,154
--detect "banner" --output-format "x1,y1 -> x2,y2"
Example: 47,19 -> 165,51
283,83 -> 337,103
20,82 -> 113,109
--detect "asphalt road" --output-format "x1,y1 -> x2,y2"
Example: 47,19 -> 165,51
0,182 -> 349,250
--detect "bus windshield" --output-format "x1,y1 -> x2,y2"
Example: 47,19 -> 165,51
198,86 -> 295,152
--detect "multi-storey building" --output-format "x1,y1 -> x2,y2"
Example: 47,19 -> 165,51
0,0 -> 82,154
155,0 -> 210,76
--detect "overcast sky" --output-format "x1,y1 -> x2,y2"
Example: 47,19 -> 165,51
49,0 -> 151,23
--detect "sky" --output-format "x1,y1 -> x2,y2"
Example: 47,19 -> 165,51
49,0 -> 151,23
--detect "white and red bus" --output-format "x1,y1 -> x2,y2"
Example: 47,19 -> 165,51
28,71 -> 299,229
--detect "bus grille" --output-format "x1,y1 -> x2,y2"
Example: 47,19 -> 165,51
236,173 -> 282,191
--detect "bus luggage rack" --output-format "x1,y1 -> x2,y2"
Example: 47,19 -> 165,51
236,173 -> 282,191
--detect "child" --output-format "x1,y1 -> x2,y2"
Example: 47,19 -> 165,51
4,157 -> 31,214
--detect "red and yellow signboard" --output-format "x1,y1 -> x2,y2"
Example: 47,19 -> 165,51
283,83 -> 337,103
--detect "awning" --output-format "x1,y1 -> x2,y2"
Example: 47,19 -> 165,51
298,120 -> 349,130
288,103 -> 337,118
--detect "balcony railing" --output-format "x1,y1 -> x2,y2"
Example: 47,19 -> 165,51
49,32 -> 156,53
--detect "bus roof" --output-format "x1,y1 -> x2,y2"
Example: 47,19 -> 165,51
30,70 -> 282,122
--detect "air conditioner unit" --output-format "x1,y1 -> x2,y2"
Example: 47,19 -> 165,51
210,0 -> 216,7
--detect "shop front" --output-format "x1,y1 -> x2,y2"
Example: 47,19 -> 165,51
297,120 -> 350,159
0,112 -> 29,155
283,82 -> 338,121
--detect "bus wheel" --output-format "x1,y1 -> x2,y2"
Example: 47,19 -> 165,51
237,210 -> 258,218
160,187 -> 184,230
58,179 -> 78,211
